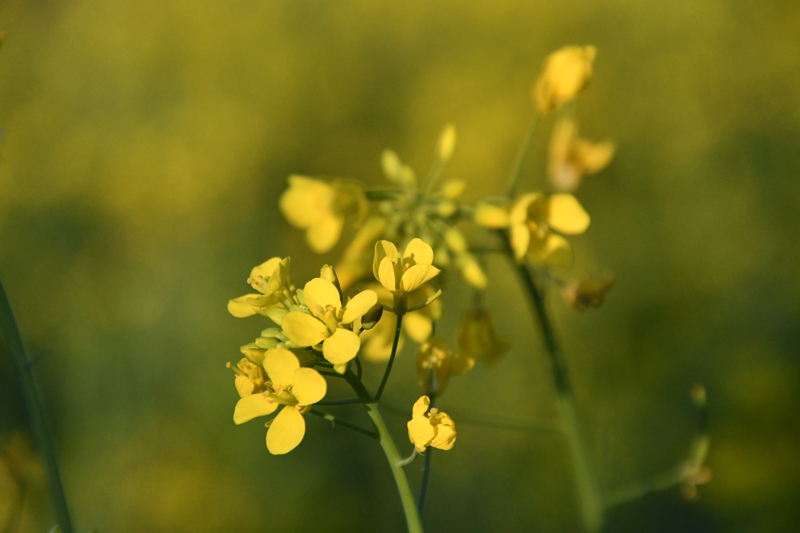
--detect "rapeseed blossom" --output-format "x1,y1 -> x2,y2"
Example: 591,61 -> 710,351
407,396 -> 457,453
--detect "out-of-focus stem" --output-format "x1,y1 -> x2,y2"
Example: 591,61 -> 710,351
499,233 -> 603,532
0,278 -> 74,533
506,113 -> 542,198
365,403 -> 424,533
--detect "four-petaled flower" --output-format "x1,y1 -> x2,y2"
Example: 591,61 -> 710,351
407,395 -> 456,453
281,278 -> 378,365
373,238 -> 440,296
233,348 -> 327,455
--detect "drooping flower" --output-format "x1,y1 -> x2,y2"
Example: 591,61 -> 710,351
416,337 -> 473,397
533,45 -> 597,113
455,306 -> 509,366
549,117 -> 615,192
373,238 -> 440,296
279,176 -> 366,254
233,348 -> 327,455
227,257 -> 290,320
561,276 -> 615,311
281,277 -> 377,365
407,396 -> 457,453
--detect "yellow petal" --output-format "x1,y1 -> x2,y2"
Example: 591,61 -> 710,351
378,257 -> 397,292
456,254 -> 487,290
510,224 -> 530,262
227,295 -> 259,317
408,416 -> 434,453
322,328 -> 361,364
531,234 -> 573,269
548,194 -> 590,234
291,368 -> 327,406
510,193 -> 542,226
403,312 -> 432,343
307,214 -> 344,254
235,375 -> 255,398
474,204 -> 510,228
281,312 -> 330,347
341,290 -> 378,324
437,123 -> 456,162
233,393 -> 278,425
304,278 -> 342,311
249,258 -> 282,282
373,240 -> 398,281
403,238 -> 434,266
263,348 -> 301,389
430,413 -> 457,451
400,264 -> 440,293
412,395 -> 431,418
575,139 -> 616,174
266,406 -> 306,455
533,45 -> 597,112
279,175 -> 331,228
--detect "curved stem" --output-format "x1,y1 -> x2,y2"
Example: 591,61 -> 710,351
308,409 -> 379,440
499,232 -> 603,532
365,403 -> 424,533
0,278 -> 74,533
374,313 -> 403,402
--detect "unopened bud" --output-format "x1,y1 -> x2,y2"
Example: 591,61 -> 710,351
416,337 -> 454,397
360,302 -> 383,330
437,123 -> 456,162
561,275 -> 615,311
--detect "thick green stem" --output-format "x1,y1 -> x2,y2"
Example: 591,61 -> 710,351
365,403 -> 424,533
500,233 -> 603,532
0,278 -> 74,533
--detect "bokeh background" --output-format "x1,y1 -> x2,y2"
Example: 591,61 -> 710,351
1,1 -> 799,531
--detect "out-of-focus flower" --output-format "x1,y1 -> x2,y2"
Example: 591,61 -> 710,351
279,176 -> 366,254
549,117 -> 615,192
455,306 -> 509,366
416,337 -> 473,397
281,277 -> 377,365
335,216 -> 388,292
233,348 -> 327,455
510,192 -> 590,267
407,396 -> 457,453
533,45 -> 597,113
373,238 -> 440,296
561,276 -> 615,311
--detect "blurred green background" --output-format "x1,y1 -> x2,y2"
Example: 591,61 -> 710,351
1,0 -> 799,531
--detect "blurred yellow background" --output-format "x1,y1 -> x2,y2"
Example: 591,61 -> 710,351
1,1 -> 799,531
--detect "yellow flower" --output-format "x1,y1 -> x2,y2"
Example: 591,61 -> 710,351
373,238 -> 440,296
233,348 -> 327,455
231,357 -> 267,397
533,45 -> 597,113
509,192 -> 590,268
279,175 -> 366,254
407,396 -> 456,453
281,277 -> 377,364
549,117 -> 615,192
561,276 -> 615,311
228,257 -> 291,324
416,337 -> 474,397
334,216 -> 388,291
455,306 -> 510,366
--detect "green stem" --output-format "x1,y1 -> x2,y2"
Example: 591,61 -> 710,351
417,393 -> 435,514
499,233 -> 603,532
506,113 -> 542,198
0,278 -> 74,533
308,409 -> 379,440
374,313 -> 403,402
365,403 -> 424,533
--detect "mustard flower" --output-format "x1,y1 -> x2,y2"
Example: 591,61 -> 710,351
561,276 -> 615,311
281,277 -> 377,365
407,396 -> 457,453
533,45 -> 597,113
455,306 -> 510,366
279,175 -> 366,254
227,257 -> 288,319
549,117 -> 615,192
233,348 -> 327,455
373,238 -> 440,296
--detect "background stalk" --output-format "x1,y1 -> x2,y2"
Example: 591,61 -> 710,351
0,278 -> 74,533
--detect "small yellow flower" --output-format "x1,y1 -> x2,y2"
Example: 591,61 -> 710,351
533,45 -> 597,113
416,337 -> 474,397
233,348 -> 327,455
509,192 -> 590,267
549,117 -> 615,192
231,357 -> 267,397
407,396 -> 456,453
373,238 -> 441,296
279,175 -> 366,254
281,278 -> 377,364
455,306 -> 510,366
227,257 -> 288,319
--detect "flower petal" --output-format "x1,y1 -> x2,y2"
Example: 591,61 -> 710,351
249,258 -> 282,282
412,395 -> 431,418
510,224 -> 530,262
227,294 -> 260,317
233,393 -> 278,424
548,194 -> 590,234
281,312 -> 330,347
263,348 -> 300,389
403,312 -> 432,343
341,290 -> 378,324
373,241 -> 398,282
403,238 -> 434,266
400,264 -> 440,293
474,204 -> 510,228
510,193 -> 542,226
235,375 -> 255,398
267,406 -> 306,455
378,257 -> 397,293
279,175 -> 330,228
291,368 -> 327,406
430,413 -> 457,451
322,328 -> 361,364
304,278 -> 342,311
307,214 -> 344,254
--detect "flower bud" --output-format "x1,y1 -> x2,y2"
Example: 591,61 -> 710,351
416,337 -> 454,396
437,123 -> 456,162
360,301 -> 383,331
533,45 -> 597,113
561,275 -> 614,311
